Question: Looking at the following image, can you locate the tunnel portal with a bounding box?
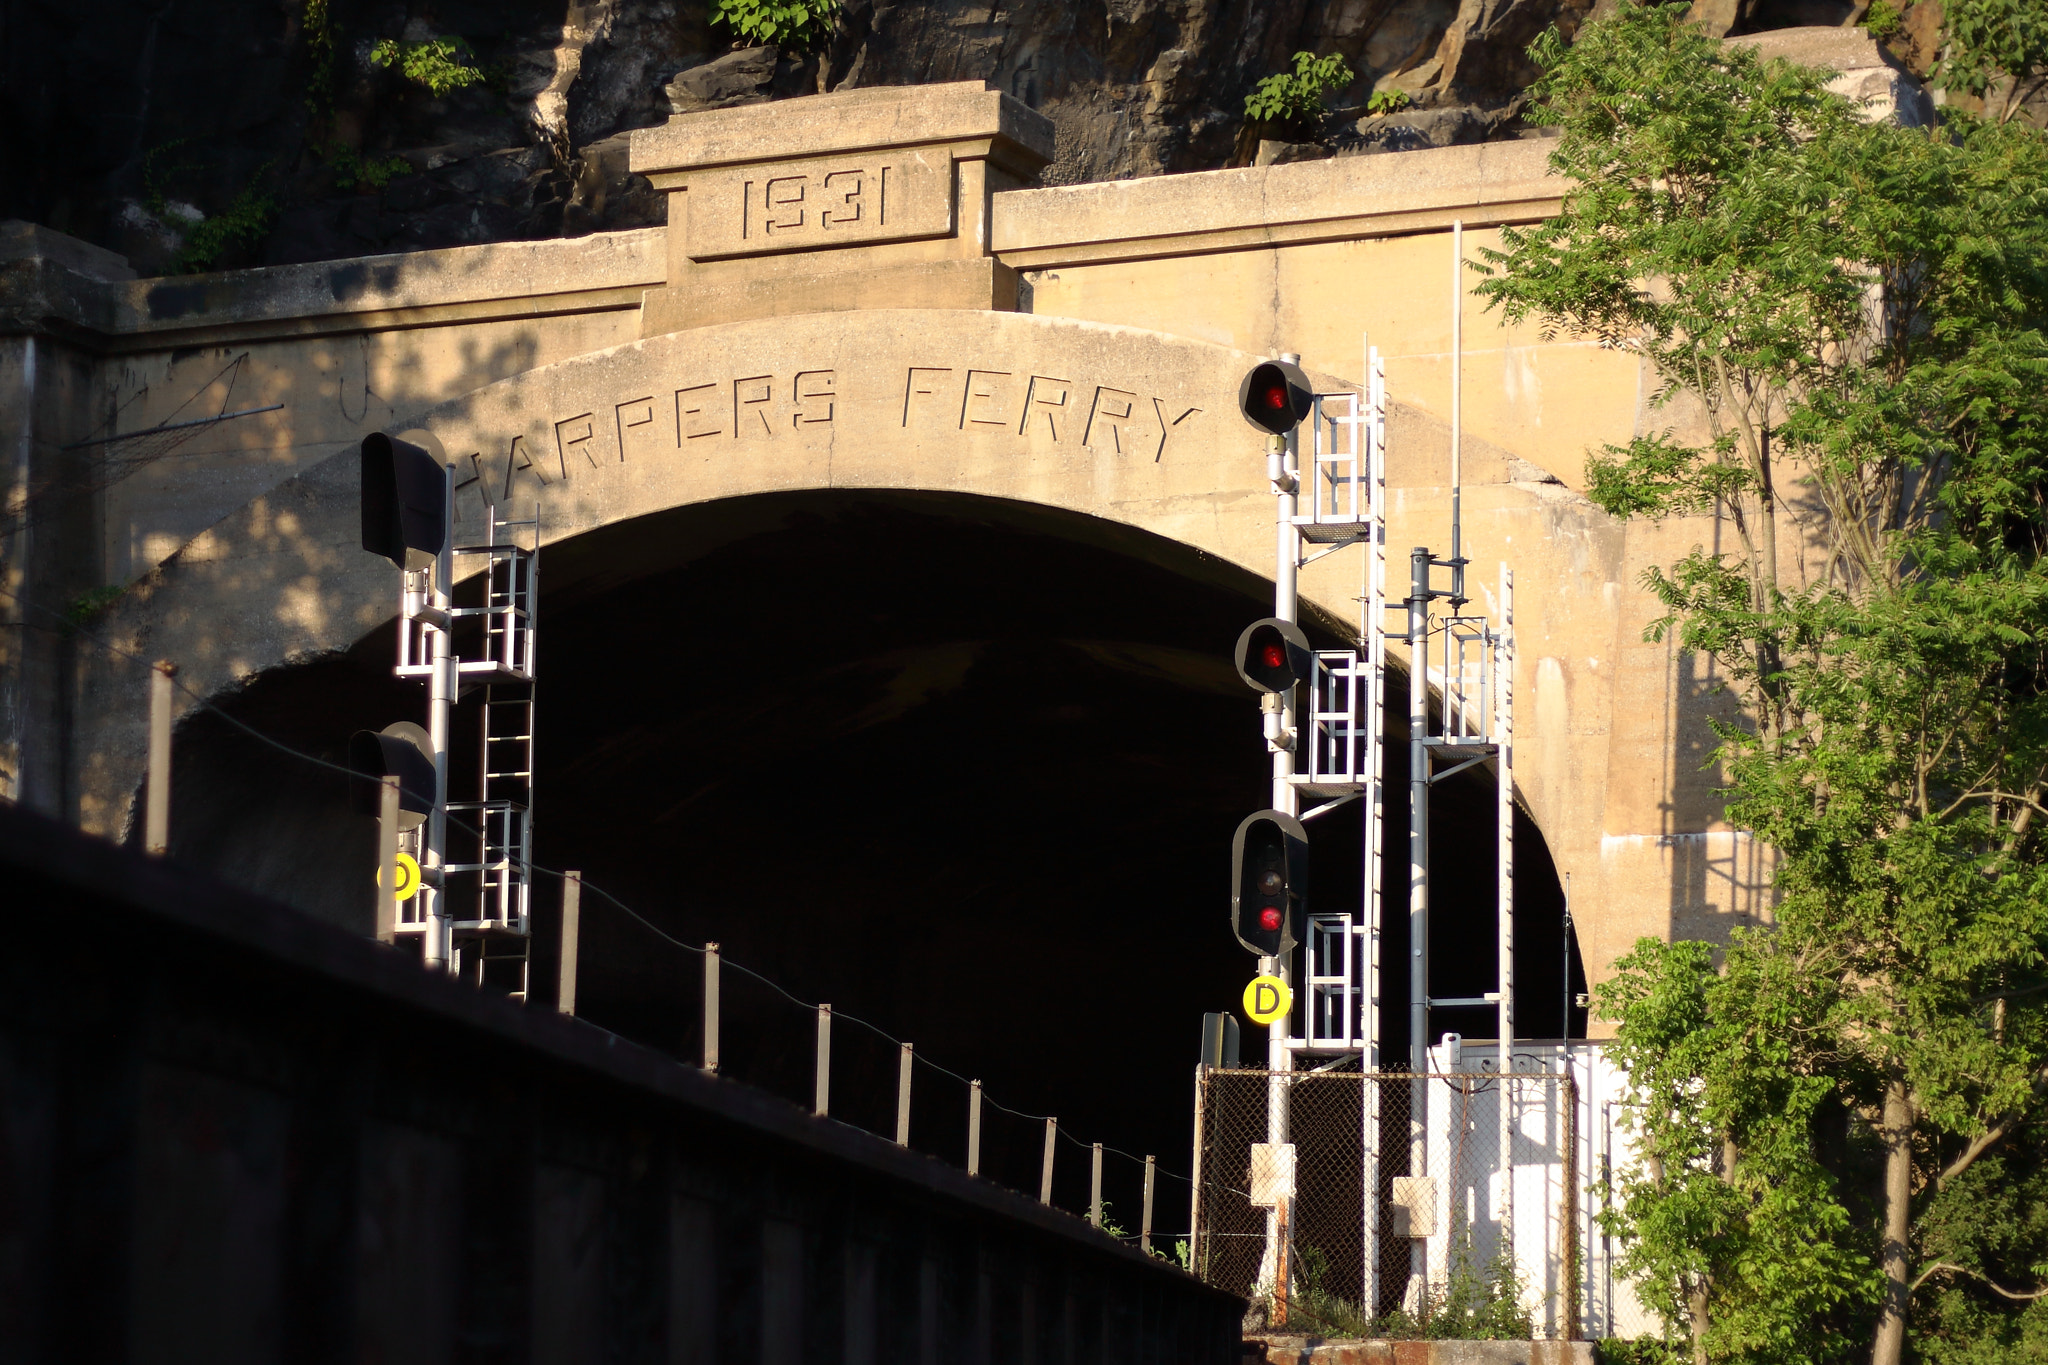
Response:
[167,489,1580,1229]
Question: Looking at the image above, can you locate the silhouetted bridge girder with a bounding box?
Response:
[0,804,1242,1365]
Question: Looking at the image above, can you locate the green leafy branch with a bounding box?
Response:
[175,173,279,273]
[711,0,839,54]
[1244,51,1357,125]
[371,36,489,97]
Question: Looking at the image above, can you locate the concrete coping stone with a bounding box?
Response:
[630,80,1056,178]
[1729,23,1909,73]
[991,139,1561,258]
[8,227,666,338]
[0,218,138,281]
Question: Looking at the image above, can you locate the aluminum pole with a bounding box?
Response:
[424,462,454,970]
[1496,568,1516,1240]
[1361,340,1388,1317]
[1408,544,1433,1310]
[1450,222,1465,605]
[1260,353,1305,1307]
[376,776,401,944]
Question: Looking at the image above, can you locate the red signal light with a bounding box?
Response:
[1261,642,1284,669]
[1259,906,1282,931]
[1261,383,1287,410]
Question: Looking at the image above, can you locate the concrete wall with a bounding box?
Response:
[0,798,1244,1364]
[0,42,1916,1003]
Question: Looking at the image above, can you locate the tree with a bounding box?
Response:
[1474,5,2048,1362]
[1936,0,2048,126]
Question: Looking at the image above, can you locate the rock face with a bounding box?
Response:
[0,0,1890,272]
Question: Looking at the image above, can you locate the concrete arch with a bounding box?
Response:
[78,308,1606,977]
[82,310,1355,828]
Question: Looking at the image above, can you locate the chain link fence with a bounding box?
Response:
[1192,1066,1584,1338]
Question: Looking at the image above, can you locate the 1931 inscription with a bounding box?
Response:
[686,150,953,260]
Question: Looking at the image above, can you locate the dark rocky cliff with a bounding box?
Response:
[0,0,1887,274]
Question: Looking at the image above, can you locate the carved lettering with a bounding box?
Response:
[691,152,950,261]
[733,375,775,437]
[615,397,657,462]
[793,370,836,426]
[502,435,552,502]
[960,370,1014,429]
[1083,386,1144,457]
[676,383,722,441]
[903,367,954,428]
[454,450,493,516]
[478,365,1204,486]
[1019,375,1072,441]
[556,413,599,469]
[1152,398,1203,462]
[763,176,805,234]
[822,170,864,228]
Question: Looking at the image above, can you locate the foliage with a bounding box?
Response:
[141,140,194,219]
[1596,1339,1689,1365]
[711,0,839,53]
[64,585,126,628]
[1244,51,1357,124]
[322,144,415,191]
[1864,0,1904,43]
[1478,3,2048,1362]
[1935,0,2048,123]
[174,177,279,272]
[303,0,336,118]
[1910,1116,2048,1362]
[1276,1239,1532,1341]
[370,36,488,97]
[1366,87,1412,116]
[1173,1237,1193,1272]
[1597,940,1877,1362]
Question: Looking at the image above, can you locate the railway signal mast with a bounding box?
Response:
[1223,223,1517,1315]
[356,430,540,995]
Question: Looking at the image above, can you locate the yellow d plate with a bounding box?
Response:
[1242,975,1293,1026]
[377,852,422,902]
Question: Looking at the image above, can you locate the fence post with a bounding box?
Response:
[814,1004,832,1117]
[895,1043,913,1146]
[1189,1065,1207,1278]
[967,1080,982,1176]
[1273,1194,1291,1327]
[1040,1118,1057,1204]
[1089,1143,1103,1228]
[145,660,176,855]
[1562,1068,1580,1340]
[375,776,400,944]
[702,943,720,1073]
[1141,1155,1156,1254]
[557,871,582,1015]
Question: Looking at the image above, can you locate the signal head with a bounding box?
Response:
[348,722,436,829]
[1230,808,1309,957]
[1234,617,1313,694]
[360,431,449,571]
[1238,360,1313,435]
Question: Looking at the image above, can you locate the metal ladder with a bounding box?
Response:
[445,505,538,997]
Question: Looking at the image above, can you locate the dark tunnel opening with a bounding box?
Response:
[163,489,1582,1236]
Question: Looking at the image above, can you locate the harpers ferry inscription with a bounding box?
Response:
[453,363,1207,515]
[685,150,953,261]
[903,366,1201,462]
